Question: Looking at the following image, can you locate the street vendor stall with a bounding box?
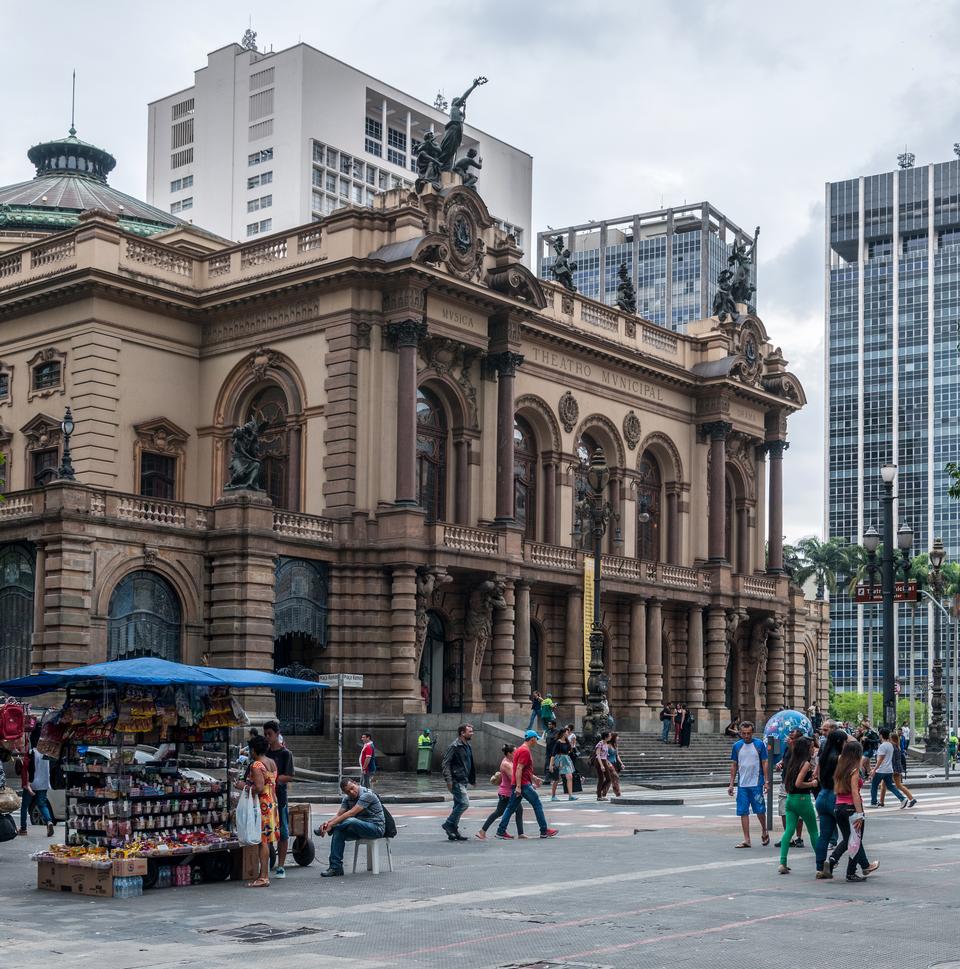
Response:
[0,658,323,897]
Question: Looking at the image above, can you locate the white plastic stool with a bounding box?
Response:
[351,837,393,874]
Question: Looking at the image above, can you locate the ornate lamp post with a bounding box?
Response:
[863,524,880,721]
[925,537,948,752]
[572,448,621,744]
[56,406,76,481]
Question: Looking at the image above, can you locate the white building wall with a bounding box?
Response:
[147,43,533,254]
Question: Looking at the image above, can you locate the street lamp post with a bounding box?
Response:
[880,463,898,729]
[573,448,621,745]
[863,525,880,721]
[926,537,948,753]
[56,406,76,481]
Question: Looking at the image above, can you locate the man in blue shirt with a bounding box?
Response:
[727,721,770,848]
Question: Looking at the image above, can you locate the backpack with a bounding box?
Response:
[382,805,397,839]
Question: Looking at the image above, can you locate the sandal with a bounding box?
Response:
[735,841,751,848]
[761,834,770,846]
[247,878,270,888]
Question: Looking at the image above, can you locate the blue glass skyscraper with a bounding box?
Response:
[826,154,960,702]
[537,203,756,333]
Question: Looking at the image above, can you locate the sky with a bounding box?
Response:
[4,0,960,542]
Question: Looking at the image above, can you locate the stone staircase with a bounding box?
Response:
[614,731,734,783]
[284,735,360,775]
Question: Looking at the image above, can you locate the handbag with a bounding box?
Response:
[490,771,502,786]
[0,813,17,843]
[235,785,262,845]
[0,788,21,814]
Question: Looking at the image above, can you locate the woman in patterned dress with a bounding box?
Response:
[246,735,278,887]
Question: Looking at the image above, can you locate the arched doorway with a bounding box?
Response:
[107,571,181,662]
[273,558,328,734]
[418,611,464,714]
[636,451,662,561]
[416,388,447,522]
[248,384,291,509]
[0,544,34,680]
[514,416,538,540]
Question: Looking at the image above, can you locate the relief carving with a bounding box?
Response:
[466,578,507,671]
[558,390,579,433]
[414,567,452,668]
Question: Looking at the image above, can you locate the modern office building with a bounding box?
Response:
[536,203,757,333]
[146,40,532,249]
[825,153,960,696]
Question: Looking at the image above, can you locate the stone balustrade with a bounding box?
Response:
[273,511,336,544]
[660,563,706,591]
[740,573,778,598]
[441,524,500,556]
[600,553,646,581]
[0,491,43,521]
[525,541,579,570]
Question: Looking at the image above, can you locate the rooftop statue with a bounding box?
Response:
[727,226,760,305]
[549,235,578,292]
[453,148,483,189]
[224,418,267,492]
[438,77,487,171]
[414,131,443,194]
[614,262,636,314]
[712,268,738,322]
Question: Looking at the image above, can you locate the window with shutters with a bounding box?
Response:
[249,119,274,141]
[249,67,274,90]
[171,148,193,168]
[171,118,194,149]
[249,88,274,120]
[171,98,194,120]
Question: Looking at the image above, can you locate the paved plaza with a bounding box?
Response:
[3,785,960,969]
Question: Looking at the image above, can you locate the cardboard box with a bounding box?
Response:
[37,861,61,892]
[111,858,148,877]
[288,803,310,839]
[59,865,115,897]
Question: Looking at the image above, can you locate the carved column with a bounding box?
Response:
[387,320,427,505]
[705,606,728,712]
[703,421,732,562]
[491,351,524,523]
[287,423,302,512]
[490,578,516,709]
[686,605,705,709]
[736,501,750,574]
[543,460,557,545]
[565,590,584,709]
[666,486,680,564]
[513,581,531,702]
[645,598,663,707]
[628,597,647,705]
[766,440,788,573]
[766,619,786,713]
[454,438,470,524]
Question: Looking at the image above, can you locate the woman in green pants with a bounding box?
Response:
[779,735,819,874]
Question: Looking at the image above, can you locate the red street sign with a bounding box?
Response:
[854,580,918,604]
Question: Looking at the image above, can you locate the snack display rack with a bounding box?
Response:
[0,657,325,898]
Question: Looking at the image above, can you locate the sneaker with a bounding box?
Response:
[899,799,908,810]
[452,832,468,842]
[274,867,286,879]
[774,840,782,848]
[18,829,28,836]
[867,804,880,809]
[320,868,344,878]
[517,834,528,839]
[551,795,559,801]
[778,864,790,874]
[540,828,559,838]
[863,861,880,875]
[495,831,514,840]
[442,822,456,841]
[908,798,917,808]
[568,795,578,801]
[846,873,866,882]
[819,861,833,880]
[790,838,803,848]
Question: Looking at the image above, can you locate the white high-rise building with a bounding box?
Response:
[146,41,532,251]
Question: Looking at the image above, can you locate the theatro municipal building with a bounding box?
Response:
[0,127,827,764]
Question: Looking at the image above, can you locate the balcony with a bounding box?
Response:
[273,510,337,544]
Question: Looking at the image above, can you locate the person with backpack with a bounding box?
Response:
[316,778,387,877]
[659,703,674,743]
[527,691,543,731]
[728,721,770,848]
[539,694,557,733]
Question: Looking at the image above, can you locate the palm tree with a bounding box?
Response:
[844,543,879,596]
[794,536,851,600]
[782,542,802,579]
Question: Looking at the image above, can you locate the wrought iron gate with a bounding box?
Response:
[274,660,324,734]
[0,544,34,681]
[443,638,464,714]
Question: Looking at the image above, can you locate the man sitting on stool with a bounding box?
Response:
[315,778,385,877]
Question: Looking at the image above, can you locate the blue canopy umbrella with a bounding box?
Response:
[0,656,326,697]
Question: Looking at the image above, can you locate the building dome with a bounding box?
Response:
[0,128,181,237]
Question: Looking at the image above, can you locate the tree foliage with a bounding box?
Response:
[828,691,928,730]
[793,536,853,600]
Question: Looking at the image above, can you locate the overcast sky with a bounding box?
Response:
[5,1,960,542]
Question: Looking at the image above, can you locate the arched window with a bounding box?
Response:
[107,571,181,663]
[248,385,290,509]
[0,544,34,680]
[636,451,662,562]
[514,416,538,539]
[416,388,447,522]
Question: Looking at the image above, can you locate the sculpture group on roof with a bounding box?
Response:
[713,226,760,322]
[549,235,578,292]
[414,77,487,194]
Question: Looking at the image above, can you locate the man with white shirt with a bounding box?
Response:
[728,721,770,848]
[870,727,906,807]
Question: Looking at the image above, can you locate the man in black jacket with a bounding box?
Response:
[441,723,475,841]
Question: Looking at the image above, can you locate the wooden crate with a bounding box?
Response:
[288,802,311,838]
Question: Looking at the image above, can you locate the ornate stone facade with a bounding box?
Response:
[0,172,828,767]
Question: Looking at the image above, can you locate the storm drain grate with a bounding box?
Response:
[475,908,560,924]
[498,962,613,969]
[207,923,358,944]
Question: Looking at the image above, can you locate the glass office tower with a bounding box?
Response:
[826,156,960,700]
[537,203,756,333]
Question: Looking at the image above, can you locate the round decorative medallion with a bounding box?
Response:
[744,335,757,363]
[623,410,641,450]
[558,390,579,433]
[442,196,484,280]
[453,215,472,254]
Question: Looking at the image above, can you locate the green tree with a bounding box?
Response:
[794,536,852,600]
[782,542,802,579]
[829,691,927,731]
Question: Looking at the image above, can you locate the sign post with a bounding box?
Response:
[315,673,364,781]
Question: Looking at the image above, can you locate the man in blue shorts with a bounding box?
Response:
[727,720,769,848]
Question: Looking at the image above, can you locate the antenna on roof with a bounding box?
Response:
[70,70,76,136]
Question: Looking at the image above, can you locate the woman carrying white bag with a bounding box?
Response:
[234,735,278,888]
[0,749,22,844]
